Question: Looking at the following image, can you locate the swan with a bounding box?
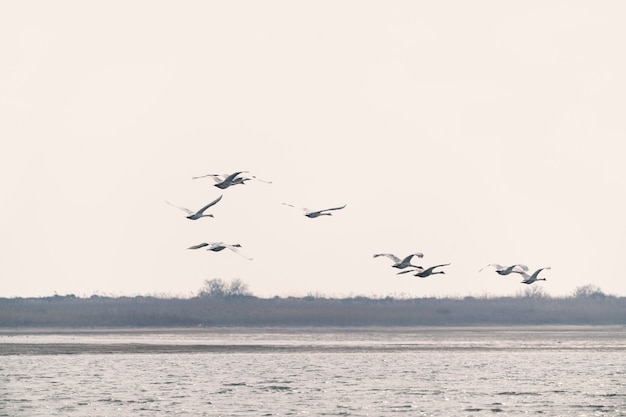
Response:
[212,171,248,189]
[188,242,253,260]
[479,263,529,276]
[373,253,424,269]
[519,267,551,284]
[165,195,223,220]
[192,171,271,187]
[282,203,346,218]
[399,263,450,278]
[192,171,244,181]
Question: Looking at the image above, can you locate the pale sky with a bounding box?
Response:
[1,1,625,298]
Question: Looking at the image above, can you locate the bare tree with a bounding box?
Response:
[572,284,606,299]
[198,278,251,298]
[227,278,251,297]
[198,278,228,298]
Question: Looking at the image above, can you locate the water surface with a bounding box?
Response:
[1,326,624,416]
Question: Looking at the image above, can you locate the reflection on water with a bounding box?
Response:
[1,326,625,416]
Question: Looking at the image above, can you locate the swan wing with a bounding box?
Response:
[400,253,424,264]
[223,244,253,260]
[396,266,424,275]
[195,195,223,215]
[282,203,310,213]
[479,263,505,272]
[320,204,346,212]
[188,242,210,250]
[165,200,193,215]
[192,173,221,180]
[250,175,272,184]
[223,171,247,183]
[529,266,551,280]
[373,253,401,263]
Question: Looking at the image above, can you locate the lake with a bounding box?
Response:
[1,326,625,416]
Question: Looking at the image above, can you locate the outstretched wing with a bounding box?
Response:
[195,195,223,215]
[400,253,424,264]
[531,266,551,278]
[513,264,529,272]
[282,203,309,213]
[223,244,253,260]
[320,204,346,213]
[214,171,249,189]
[224,171,247,183]
[188,242,210,250]
[373,253,401,263]
[192,173,222,180]
[165,200,193,215]
[479,263,504,272]
[396,267,424,275]
[249,175,272,184]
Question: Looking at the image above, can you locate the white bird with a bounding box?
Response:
[479,263,529,276]
[373,253,424,269]
[212,171,248,189]
[165,195,223,220]
[192,171,271,187]
[282,203,346,218]
[519,267,551,284]
[188,242,253,260]
[398,263,450,278]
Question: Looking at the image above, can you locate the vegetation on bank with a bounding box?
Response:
[0,280,623,327]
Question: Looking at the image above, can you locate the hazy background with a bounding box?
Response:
[1,1,625,298]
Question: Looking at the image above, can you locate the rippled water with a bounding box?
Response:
[1,326,625,416]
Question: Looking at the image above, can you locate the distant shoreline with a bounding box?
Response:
[1,294,624,327]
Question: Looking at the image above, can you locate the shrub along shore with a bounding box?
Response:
[1,291,624,327]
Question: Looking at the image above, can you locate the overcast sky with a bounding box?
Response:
[2,1,625,298]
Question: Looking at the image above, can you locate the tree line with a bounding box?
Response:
[0,280,623,327]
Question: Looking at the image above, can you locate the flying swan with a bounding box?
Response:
[518,267,551,284]
[192,171,272,188]
[165,195,223,220]
[282,203,346,218]
[373,253,424,269]
[188,242,253,260]
[479,263,529,276]
[397,263,451,278]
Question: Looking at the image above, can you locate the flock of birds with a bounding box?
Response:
[166,170,551,286]
[479,264,552,285]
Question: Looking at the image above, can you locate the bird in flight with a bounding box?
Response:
[518,267,551,284]
[211,171,248,189]
[282,203,346,218]
[398,263,451,278]
[479,263,529,276]
[192,171,272,188]
[188,241,253,260]
[165,195,223,220]
[373,253,424,269]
